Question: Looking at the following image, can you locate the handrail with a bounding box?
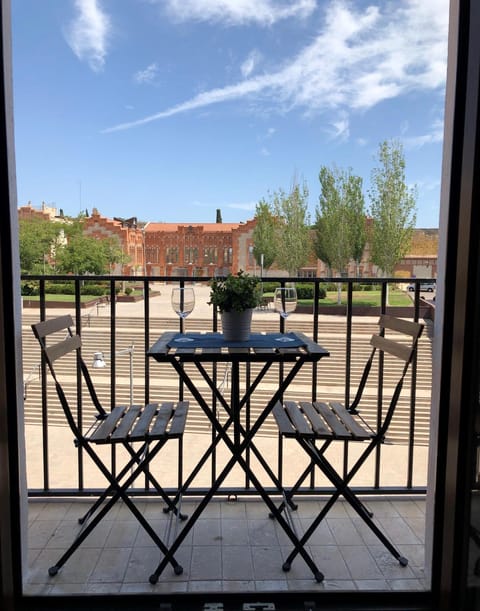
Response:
[21,274,434,498]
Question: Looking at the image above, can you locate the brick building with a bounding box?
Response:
[18,203,438,279]
[144,219,257,278]
[83,209,145,274]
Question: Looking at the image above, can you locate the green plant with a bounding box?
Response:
[209,270,262,313]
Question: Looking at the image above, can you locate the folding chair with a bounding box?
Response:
[31,315,189,579]
[272,314,424,580]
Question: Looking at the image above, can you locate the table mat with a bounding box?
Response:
[168,332,306,349]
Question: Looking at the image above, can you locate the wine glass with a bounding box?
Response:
[171,287,195,341]
[274,287,297,341]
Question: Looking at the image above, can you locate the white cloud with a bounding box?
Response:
[400,120,409,135]
[416,177,441,191]
[228,201,257,210]
[329,113,350,142]
[160,0,316,26]
[260,147,270,156]
[134,63,159,84]
[404,118,444,148]
[241,50,262,78]
[104,0,448,133]
[64,0,111,72]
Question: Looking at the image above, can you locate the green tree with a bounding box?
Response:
[252,199,277,274]
[272,180,311,276]
[314,166,366,277]
[368,140,417,277]
[19,217,59,273]
[56,234,110,275]
[102,236,130,273]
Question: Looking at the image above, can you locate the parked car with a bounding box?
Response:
[407,281,436,292]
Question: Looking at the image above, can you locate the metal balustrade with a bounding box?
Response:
[21,275,434,499]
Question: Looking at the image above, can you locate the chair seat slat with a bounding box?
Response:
[313,402,351,439]
[129,403,158,440]
[150,402,174,437]
[111,405,142,440]
[168,401,189,437]
[329,402,372,440]
[299,402,332,437]
[272,402,297,437]
[284,401,315,437]
[89,406,127,442]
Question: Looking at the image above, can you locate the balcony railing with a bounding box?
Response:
[21,275,434,500]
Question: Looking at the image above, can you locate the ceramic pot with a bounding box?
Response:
[221,309,253,342]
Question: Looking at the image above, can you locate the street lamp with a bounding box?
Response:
[23,363,41,400]
[92,343,135,405]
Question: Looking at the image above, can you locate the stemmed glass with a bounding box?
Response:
[274,287,297,342]
[171,287,195,341]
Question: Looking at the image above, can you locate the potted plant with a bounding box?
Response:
[209,270,262,341]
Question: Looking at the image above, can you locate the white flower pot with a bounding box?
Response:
[221,309,253,342]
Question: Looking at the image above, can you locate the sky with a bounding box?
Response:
[11,0,448,228]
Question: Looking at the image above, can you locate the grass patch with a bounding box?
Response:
[300,290,412,308]
[22,294,102,303]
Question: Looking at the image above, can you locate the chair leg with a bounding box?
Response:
[49,441,184,577]
[76,441,187,525]
[281,437,408,571]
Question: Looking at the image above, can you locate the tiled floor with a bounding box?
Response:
[25,496,427,595]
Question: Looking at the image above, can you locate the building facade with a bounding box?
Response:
[18,204,439,279]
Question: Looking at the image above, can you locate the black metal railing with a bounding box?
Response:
[21,274,434,498]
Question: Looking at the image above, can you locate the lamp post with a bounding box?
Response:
[92,343,134,405]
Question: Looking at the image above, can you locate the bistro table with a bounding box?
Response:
[147,330,329,583]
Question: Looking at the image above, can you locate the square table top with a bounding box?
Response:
[148,331,329,363]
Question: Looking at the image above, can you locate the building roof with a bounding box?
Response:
[146,222,242,233]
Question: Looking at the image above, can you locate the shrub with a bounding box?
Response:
[21,281,38,296]
[317,286,327,299]
[295,284,313,300]
[261,282,280,294]
[124,286,133,296]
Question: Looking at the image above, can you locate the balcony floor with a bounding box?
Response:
[25,496,427,596]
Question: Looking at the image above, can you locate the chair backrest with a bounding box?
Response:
[31,315,107,435]
[349,314,424,436]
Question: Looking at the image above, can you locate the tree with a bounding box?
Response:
[55,234,110,275]
[19,217,59,273]
[272,180,311,276]
[314,166,367,278]
[368,140,417,277]
[252,199,277,274]
[103,236,131,273]
[216,209,222,223]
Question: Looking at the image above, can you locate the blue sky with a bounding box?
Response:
[12,0,448,227]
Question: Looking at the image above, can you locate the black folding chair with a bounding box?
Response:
[31,315,189,579]
[272,314,424,580]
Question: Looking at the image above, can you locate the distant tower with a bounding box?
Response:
[216,209,222,223]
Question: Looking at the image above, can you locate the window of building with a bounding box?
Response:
[203,247,217,264]
[166,246,178,264]
[298,269,317,278]
[185,247,198,264]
